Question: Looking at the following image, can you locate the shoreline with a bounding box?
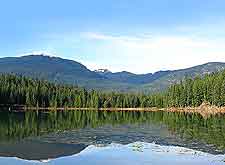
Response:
[1,103,225,117]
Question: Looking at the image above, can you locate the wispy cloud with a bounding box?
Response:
[83,32,151,42]
[82,32,223,48]
[23,25,225,74]
[80,32,225,73]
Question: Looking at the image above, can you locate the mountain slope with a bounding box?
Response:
[141,62,225,92]
[98,70,171,85]
[0,55,100,82]
[0,55,225,93]
[0,55,134,91]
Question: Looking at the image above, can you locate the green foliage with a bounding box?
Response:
[1,69,225,108]
[0,74,143,108]
[164,71,225,107]
[1,55,225,93]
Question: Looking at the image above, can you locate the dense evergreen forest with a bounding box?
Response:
[0,70,225,108]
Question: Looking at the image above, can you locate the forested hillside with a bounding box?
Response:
[1,70,225,108]
[0,55,225,93]
[0,55,134,92]
[0,74,140,108]
[141,62,225,93]
[162,70,225,107]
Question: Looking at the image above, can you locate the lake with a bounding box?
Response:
[0,110,224,164]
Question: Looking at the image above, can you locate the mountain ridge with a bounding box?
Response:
[0,54,225,93]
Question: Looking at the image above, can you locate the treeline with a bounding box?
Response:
[1,70,225,108]
[0,74,143,108]
[163,70,225,107]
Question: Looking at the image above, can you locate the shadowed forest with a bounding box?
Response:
[1,70,225,109]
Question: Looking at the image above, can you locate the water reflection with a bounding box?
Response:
[0,110,224,160]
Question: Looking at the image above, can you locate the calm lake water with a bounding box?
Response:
[0,110,225,164]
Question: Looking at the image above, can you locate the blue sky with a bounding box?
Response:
[1,0,225,73]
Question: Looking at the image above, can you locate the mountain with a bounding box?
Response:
[0,55,225,93]
[0,55,133,91]
[0,55,101,82]
[98,70,171,85]
[141,62,225,92]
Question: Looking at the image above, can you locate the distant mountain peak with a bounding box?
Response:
[94,69,111,73]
